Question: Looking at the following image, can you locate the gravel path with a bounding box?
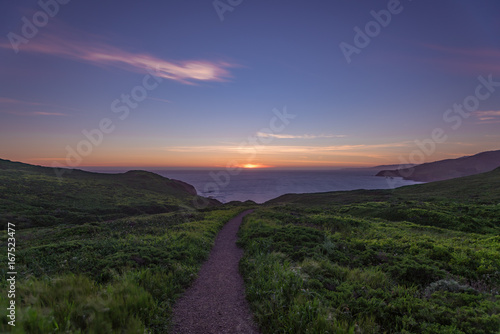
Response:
[171,209,261,334]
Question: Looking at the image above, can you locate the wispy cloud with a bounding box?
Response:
[0,27,234,84]
[163,141,411,154]
[32,112,67,116]
[0,97,70,116]
[1,110,67,116]
[423,45,500,74]
[256,132,346,139]
[425,45,500,59]
[474,110,500,123]
[0,97,44,106]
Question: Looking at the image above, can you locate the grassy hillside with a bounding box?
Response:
[0,159,218,229]
[240,168,500,333]
[393,166,500,203]
[0,159,254,333]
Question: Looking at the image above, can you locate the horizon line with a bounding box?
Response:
[1,157,402,171]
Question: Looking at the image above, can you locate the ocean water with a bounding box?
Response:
[159,170,421,203]
[88,168,421,204]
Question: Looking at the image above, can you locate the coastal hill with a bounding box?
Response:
[0,158,218,229]
[375,149,500,182]
[0,158,244,333]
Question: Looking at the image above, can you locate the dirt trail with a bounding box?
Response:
[171,209,260,334]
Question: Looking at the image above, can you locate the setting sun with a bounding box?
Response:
[242,164,269,169]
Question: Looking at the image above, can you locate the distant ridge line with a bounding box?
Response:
[376,149,500,182]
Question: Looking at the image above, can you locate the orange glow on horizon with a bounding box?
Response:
[241,163,272,169]
[11,142,500,170]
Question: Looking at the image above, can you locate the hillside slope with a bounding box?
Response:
[0,158,217,229]
[243,167,500,332]
[376,149,500,182]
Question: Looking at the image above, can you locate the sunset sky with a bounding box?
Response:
[1,0,499,169]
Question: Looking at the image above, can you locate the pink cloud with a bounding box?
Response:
[256,132,346,139]
[0,97,44,106]
[0,28,234,84]
[474,110,500,124]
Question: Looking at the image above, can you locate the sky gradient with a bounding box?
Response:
[1,0,499,168]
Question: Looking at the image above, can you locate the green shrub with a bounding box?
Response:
[1,274,150,333]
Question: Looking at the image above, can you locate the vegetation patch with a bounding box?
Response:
[0,159,212,229]
[239,206,500,334]
[0,207,248,333]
